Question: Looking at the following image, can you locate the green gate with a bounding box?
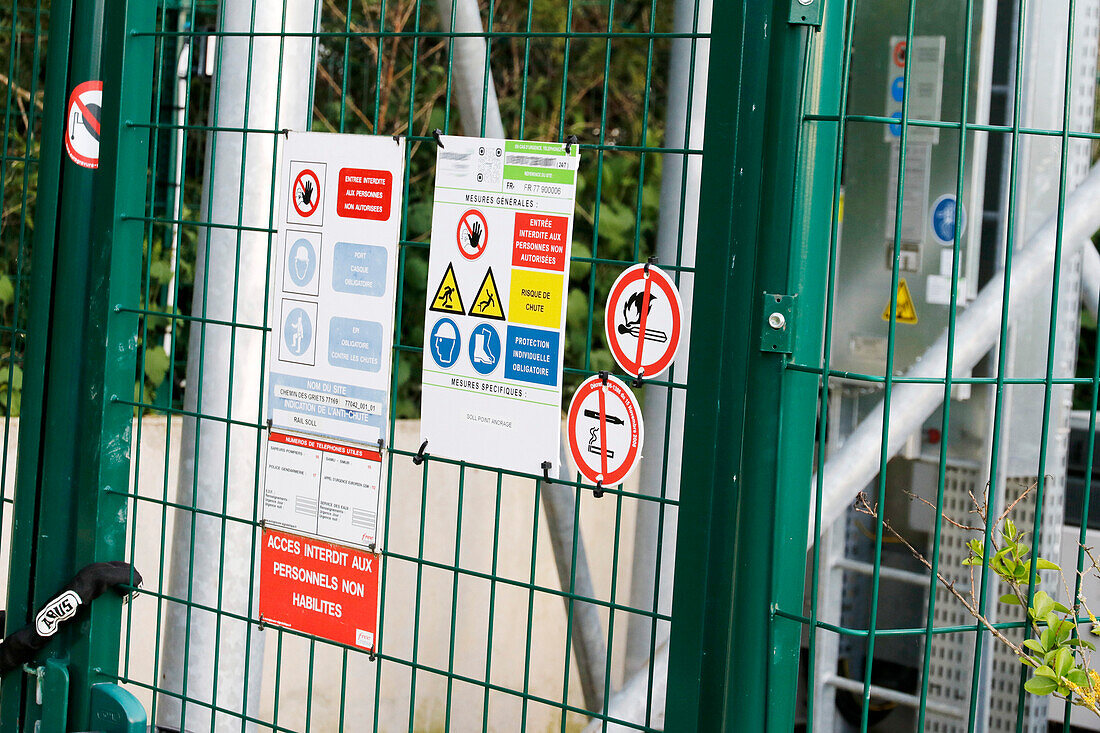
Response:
[3,0,1095,731]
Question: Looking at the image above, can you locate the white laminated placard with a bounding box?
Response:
[261,132,404,551]
[420,135,580,475]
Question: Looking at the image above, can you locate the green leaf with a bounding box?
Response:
[1005,519,1018,539]
[1036,559,1061,572]
[1000,594,1022,606]
[1052,601,1072,615]
[1067,668,1089,688]
[0,275,14,306]
[1041,627,1057,651]
[1035,665,1058,680]
[1023,638,1045,653]
[1066,638,1096,651]
[143,345,170,387]
[1032,591,1055,621]
[1054,647,1074,678]
[1025,675,1058,696]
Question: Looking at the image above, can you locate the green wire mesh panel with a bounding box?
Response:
[789,0,1100,731]
[0,0,45,610]
[102,1,705,731]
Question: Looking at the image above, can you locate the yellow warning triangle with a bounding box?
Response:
[881,278,918,324]
[468,267,505,320]
[429,263,465,315]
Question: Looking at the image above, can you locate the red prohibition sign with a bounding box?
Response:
[892,40,906,68]
[456,209,489,260]
[65,80,103,169]
[567,375,643,488]
[293,169,321,218]
[604,263,683,379]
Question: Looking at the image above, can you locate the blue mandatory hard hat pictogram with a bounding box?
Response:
[891,76,905,103]
[429,317,461,368]
[288,238,318,287]
[468,323,501,375]
[889,111,903,137]
[931,195,965,244]
[283,307,313,356]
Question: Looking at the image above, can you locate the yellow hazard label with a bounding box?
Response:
[882,278,918,324]
[509,269,563,329]
[468,267,506,320]
[429,263,465,315]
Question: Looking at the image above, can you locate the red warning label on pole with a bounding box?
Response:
[566,374,643,488]
[336,168,393,220]
[604,263,684,380]
[65,81,102,169]
[259,527,379,650]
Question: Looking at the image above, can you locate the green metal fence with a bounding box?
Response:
[4,0,1098,731]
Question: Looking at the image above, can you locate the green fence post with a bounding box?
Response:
[665,0,830,729]
[1,0,154,729]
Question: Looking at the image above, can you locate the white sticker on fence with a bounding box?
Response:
[261,131,405,552]
[419,135,580,475]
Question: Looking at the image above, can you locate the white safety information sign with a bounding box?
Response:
[261,131,405,551]
[883,36,945,145]
[420,134,580,475]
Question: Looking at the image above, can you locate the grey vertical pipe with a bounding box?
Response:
[810,164,1100,548]
[432,0,608,710]
[624,0,710,677]
[1082,239,1099,320]
[435,0,505,139]
[157,1,316,730]
[542,443,608,711]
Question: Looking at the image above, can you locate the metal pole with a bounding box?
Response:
[157,1,315,729]
[431,0,610,711]
[810,163,1100,548]
[625,0,710,678]
[541,443,607,712]
[434,0,505,139]
[1082,239,1099,320]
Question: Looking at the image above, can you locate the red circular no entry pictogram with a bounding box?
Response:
[456,209,489,260]
[293,169,321,218]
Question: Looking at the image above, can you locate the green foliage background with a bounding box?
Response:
[0,0,678,418]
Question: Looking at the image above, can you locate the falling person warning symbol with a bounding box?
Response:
[457,209,489,260]
[65,81,103,169]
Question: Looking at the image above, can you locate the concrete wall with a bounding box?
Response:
[88,417,641,731]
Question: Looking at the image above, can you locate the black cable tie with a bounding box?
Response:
[541,460,553,485]
[644,255,657,275]
[280,128,290,138]
[593,480,604,499]
[369,649,377,662]
[392,133,402,145]
[565,134,578,154]
[377,438,385,453]
[599,370,609,385]
[257,614,266,630]
[632,367,646,388]
[432,129,445,148]
[413,439,429,465]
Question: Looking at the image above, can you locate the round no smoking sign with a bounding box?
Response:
[567,374,643,488]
